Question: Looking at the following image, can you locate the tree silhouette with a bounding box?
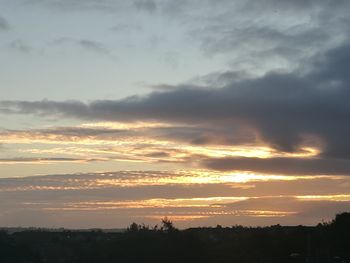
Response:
[0,212,349,263]
[161,217,177,233]
[127,222,139,232]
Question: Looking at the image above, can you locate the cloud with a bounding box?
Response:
[24,0,159,14]
[1,174,349,227]
[202,157,350,176]
[9,40,33,53]
[2,40,350,160]
[110,24,142,33]
[52,38,113,57]
[77,39,111,55]
[0,122,278,169]
[0,119,255,148]
[133,0,157,12]
[24,0,127,12]
[182,0,350,75]
[0,157,106,164]
[223,196,350,223]
[243,0,344,10]
[1,171,349,227]
[17,0,349,75]
[0,16,10,31]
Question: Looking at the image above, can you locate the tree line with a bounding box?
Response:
[0,213,349,263]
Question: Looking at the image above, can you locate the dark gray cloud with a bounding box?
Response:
[1,41,350,160]
[151,125,257,146]
[186,0,350,75]
[0,16,10,31]
[202,157,350,176]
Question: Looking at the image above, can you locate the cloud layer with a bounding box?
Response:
[2,41,350,164]
[0,171,349,227]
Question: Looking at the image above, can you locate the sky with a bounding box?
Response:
[0,0,350,228]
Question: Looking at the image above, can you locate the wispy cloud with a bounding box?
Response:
[110,24,142,33]
[0,16,10,31]
[0,157,107,164]
[0,171,349,227]
[52,38,114,58]
[77,39,111,55]
[133,0,157,13]
[9,40,33,53]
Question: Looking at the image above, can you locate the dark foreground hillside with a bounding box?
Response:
[0,213,349,263]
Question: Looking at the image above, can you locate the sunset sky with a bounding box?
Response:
[1,0,350,228]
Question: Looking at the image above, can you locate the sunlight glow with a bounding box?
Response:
[0,121,321,169]
[296,194,350,201]
[80,121,177,130]
[0,171,341,193]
